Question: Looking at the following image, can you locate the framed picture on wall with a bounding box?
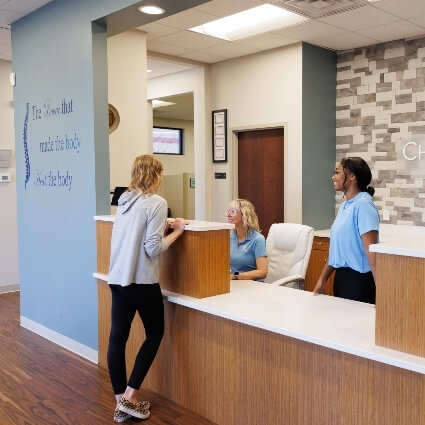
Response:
[212,109,227,163]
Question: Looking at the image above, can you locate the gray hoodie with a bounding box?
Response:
[108,190,169,286]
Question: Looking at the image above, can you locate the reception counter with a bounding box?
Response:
[95,219,425,425]
[370,224,425,358]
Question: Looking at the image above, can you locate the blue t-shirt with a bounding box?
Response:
[230,230,267,281]
[329,192,379,273]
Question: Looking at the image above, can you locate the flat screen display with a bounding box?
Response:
[152,126,183,155]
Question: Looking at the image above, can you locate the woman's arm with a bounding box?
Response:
[163,218,188,247]
[230,256,268,281]
[361,230,378,282]
[313,263,335,295]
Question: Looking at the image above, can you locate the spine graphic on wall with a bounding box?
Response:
[23,102,31,189]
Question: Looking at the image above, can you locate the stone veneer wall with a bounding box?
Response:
[336,37,425,226]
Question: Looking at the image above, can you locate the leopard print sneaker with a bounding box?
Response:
[118,396,151,420]
[114,408,131,423]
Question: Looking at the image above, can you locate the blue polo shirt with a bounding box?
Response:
[329,192,379,273]
[230,230,267,281]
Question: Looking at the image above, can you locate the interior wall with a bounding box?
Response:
[153,117,194,175]
[148,68,211,220]
[337,37,425,226]
[210,43,303,223]
[0,59,19,291]
[108,30,148,194]
[302,43,337,230]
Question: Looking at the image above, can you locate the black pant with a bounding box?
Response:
[334,267,376,304]
[107,283,164,395]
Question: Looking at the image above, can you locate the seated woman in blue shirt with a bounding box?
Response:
[313,157,379,304]
[227,199,268,282]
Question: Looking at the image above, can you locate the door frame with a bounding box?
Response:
[230,122,288,209]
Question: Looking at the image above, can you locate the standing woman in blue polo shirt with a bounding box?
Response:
[227,199,268,281]
[313,157,379,304]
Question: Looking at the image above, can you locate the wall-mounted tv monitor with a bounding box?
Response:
[152,126,183,155]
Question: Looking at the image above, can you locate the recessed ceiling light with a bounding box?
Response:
[147,69,152,73]
[138,5,165,15]
[189,4,308,41]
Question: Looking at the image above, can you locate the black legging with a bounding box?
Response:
[107,283,164,395]
[334,267,376,304]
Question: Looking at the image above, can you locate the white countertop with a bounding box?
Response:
[95,215,234,232]
[315,224,425,259]
[94,273,425,374]
[314,229,331,238]
[369,223,425,258]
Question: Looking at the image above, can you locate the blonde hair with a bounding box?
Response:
[228,198,261,234]
[128,155,163,195]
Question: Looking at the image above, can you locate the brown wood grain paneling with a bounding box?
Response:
[305,236,334,295]
[160,230,230,298]
[97,281,425,425]
[97,221,230,299]
[375,253,425,357]
[96,221,112,275]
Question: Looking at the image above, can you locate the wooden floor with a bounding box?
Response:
[0,292,217,425]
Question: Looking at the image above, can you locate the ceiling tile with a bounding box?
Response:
[146,40,193,56]
[311,32,379,51]
[407,14,425,29]
[200,42,260,59]
[155,8,218,30]
[371,0,425,20]
[236,32,297,50]
[273,20,345,41]
[137,22,180,40]
[154,30,226,50]
[319,5,399,31]
[358,20,425,42]
[0,9,22,25]
[180,50,227,63]
[0,27,11,44]
[194,0,264,18]
[147,57,197,79]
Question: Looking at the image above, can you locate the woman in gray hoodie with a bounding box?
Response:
[107,155,187,422]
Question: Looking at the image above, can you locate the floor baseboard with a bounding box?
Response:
[0,284,20,294]
[20,315,98,364]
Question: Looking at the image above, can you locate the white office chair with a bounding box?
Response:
[264,223,314,289]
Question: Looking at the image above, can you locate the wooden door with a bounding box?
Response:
[238,128,284,237]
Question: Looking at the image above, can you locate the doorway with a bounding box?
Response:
[151,92,195,219]
[237,128,284,237]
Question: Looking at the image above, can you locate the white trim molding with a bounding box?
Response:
[20,316,98,364]
[0,284,20,294]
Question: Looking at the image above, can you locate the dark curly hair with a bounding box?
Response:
[340,157,375,197]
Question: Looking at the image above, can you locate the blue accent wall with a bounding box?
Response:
[11,0,209,350]
[302,42,336,229]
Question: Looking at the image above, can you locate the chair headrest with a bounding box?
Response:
[267,223,312,251]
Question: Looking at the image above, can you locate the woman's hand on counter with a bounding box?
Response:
[172,218,189,235]
[313,263,335,296]
[163,218,189,246]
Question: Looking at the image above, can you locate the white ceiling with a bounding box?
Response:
[2,0,425,119]
[1,0,425,63]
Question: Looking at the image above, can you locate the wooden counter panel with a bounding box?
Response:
[96,221,230,299]
[375,253,425,357]
[96,221,112,275]
[160,230,230,298]
[98,282,425,425]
